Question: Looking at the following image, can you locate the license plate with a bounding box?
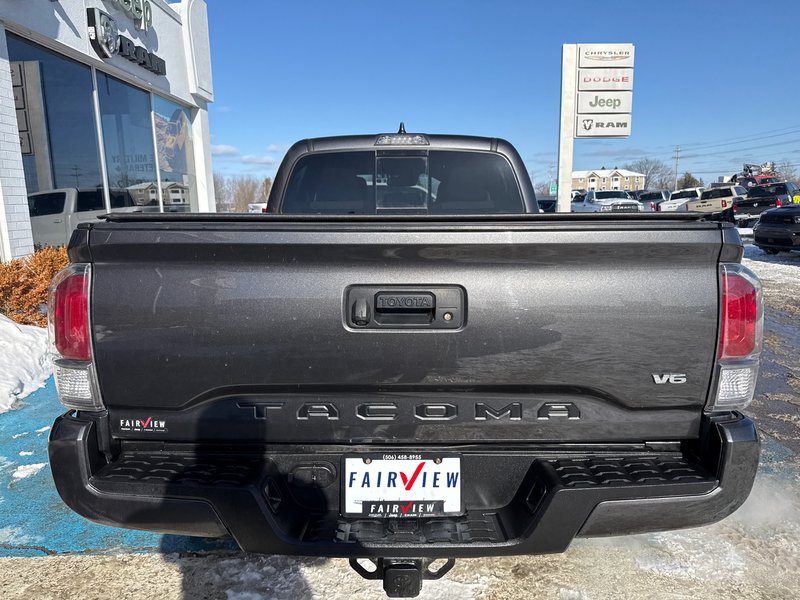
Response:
[343,454,461,518]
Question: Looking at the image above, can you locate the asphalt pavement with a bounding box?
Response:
[0,244,798,599]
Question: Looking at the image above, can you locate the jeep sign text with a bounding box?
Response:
[577,91,633,114]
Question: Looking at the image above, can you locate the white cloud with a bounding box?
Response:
[240,155,278,165]
[211,144,240,156]
[214,105,233,113]
[265,144,290,153]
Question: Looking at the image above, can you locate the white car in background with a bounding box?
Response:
[660,187,705,212]
[570,190,642,213]
[28,188,139,247]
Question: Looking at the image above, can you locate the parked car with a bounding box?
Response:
[570,189,641,212]
[660,187,704,212]
[28,188,138,247]
[47,131,761,596]
[248,202,269,213]
[734,182,800,227]
[686,185,745,223]
[637,190,671,212]
[536,195,557,213]
[753,205,800,254]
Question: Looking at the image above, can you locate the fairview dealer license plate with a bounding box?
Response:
[343,454,461,518]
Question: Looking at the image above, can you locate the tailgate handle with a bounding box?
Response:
[373,292,435,326]
[375,292,435,314]
[346,286,464,330]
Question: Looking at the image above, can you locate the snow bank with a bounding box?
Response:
[0,314,51,413]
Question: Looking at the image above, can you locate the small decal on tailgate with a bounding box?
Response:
[119,417,168,433]
[652,373,687,384]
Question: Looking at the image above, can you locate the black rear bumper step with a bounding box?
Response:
[48,413,758,558]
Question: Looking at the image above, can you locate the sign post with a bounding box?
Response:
[556,44,577,213]
[556,43,635,212]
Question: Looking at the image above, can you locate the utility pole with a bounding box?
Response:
[71,165,82,187]
[673,146,680,190]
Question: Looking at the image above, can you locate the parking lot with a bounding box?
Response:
[1,244,798,600]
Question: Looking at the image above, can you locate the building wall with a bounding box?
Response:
[0,0,214,260]
[0,26,33,260]
[572,174,645,192]
[0,0,213,106]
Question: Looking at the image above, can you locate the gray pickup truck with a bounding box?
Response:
[48,131,762,597]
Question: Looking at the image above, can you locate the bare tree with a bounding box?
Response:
[622,158,673,190]
[261,177,273,203]
[213,173,233,212]
[534,181,553,196]
[230,175,262,213]
[775,159,799,185]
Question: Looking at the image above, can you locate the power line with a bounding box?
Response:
[690,161,800,175]
[677,137,800,161]
[673,128,800,152]
[652,124,800,151]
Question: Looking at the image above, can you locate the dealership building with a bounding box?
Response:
[0,0,215,261]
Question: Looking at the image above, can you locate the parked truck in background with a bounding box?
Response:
[28,188,138,247]
[660,187,704,212]
[734,182,800,227]
[686,185,744,223]
[569,189,641,212]
[47,131,762,597]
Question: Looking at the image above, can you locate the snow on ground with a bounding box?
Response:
[0,315,51,413]
[743,245,800,315]
[10,463,46,480]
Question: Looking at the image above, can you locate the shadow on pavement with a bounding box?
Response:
[160,535,323,599]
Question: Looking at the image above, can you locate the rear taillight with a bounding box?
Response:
[721,199,728,208]
[53,274,90,360]
[707,264,763,412]
[261,207,267,213]
[776,199,782,207]
[48,264,104,411]
[718,271,758,360]
[650,202,656,211]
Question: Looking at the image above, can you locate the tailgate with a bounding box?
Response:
[88,219,724,444]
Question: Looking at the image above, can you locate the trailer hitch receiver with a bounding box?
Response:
[349,557,455,598]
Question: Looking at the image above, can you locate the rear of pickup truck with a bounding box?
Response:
[47,134,762,596]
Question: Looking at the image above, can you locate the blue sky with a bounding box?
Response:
[206,0,800,185]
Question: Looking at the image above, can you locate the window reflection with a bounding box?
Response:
[6,34,102,194]
[96,72,159,209]
[154,96,197,212]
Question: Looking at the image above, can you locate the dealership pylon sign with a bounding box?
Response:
[575,44,634,138]
[555,43,635,212]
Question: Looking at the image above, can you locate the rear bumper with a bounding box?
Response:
[48,413,759,558]
[754,225,800,249]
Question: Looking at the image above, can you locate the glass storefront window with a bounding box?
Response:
[96,72,159,210]
[9,35,203,249]
[6,34,102,195]
[153,96,197,212]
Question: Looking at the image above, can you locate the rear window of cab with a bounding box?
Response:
[280,150,524,215]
